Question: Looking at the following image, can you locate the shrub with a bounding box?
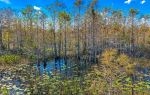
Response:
[0,86,9,95]
[0,54,21,65]
[28,53,37,62]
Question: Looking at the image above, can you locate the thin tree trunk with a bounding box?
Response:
[131,74,135,95]
[19,20,23,54]
[36,18,40,71]
[64,20,67,76]
[58,26,62,72]
[0,26,3,51]
[52,13,57,59]
[92,10,96,64]
[77,7,81,61]
[131,16,135,56]
[42,19,47,69]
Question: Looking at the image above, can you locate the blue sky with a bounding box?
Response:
[0,0,150,15]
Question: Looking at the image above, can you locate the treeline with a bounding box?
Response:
[0,0,150,61]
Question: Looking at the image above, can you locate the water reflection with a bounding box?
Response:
[34,59,65,75]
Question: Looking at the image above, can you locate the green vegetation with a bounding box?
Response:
[0,49,150,95]
[0,87,9,95]
[0,54,21,65]
[24,49,149,95]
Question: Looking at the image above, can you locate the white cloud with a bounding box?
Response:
[0,0,10,4]
[34,6,41,11]
[141,0,146,4]
[124,0,132,4]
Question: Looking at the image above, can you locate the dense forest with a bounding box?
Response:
[0,0,150,95]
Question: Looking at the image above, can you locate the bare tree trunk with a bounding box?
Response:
[30,18,33,42]
[19,20,23,54]
[64,20,67,76]
[42,19,46,69]
[77,7,81,61]
[131,74,135,95]
[92,10,96,64]
[58,31,62,72]
[131,16,135,56]
[143,31,146,46]
[0,26,3,51]
[7,22,11,51]
[36,19,40,70]
[53,14,57,59]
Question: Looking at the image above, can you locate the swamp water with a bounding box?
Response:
[0,58,75,95]
[1,58,149,95]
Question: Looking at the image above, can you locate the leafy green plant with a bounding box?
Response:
[0,86,9,95]
[0,54,21,65]
[28,53,36,62]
